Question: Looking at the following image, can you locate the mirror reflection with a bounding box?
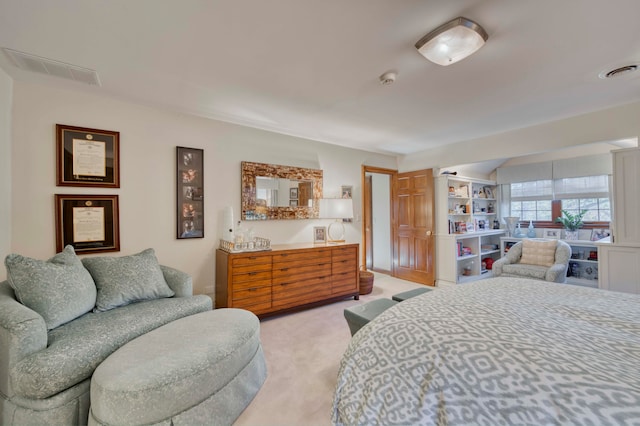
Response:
[256,177,314,208]
[242,161,323,220]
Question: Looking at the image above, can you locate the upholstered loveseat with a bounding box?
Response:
[493,239,571,283]
[0,246,212,425]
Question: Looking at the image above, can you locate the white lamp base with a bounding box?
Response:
[327,220,346,244]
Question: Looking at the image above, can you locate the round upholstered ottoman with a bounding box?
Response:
[88,309,267,426]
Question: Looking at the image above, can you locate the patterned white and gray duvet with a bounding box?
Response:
[332,277,640,425]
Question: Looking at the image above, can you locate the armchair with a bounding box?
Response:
[493,239,571,283]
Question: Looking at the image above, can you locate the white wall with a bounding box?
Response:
[10,81,397,295]
[371,173,391,271]
[0,68,11,281]
[399,101,640,172]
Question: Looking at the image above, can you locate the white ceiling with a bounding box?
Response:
[1,0,639,157]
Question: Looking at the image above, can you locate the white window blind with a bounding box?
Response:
[510,180,553,200]
[553,175,610,199]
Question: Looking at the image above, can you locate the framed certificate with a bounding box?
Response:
[55,194,120,254]
[56,124,120,187]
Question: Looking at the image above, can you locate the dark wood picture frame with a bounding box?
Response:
[177,147,204,239]
[56,124,120,188]
[55,194,120,254]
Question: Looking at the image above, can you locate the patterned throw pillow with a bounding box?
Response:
[82,248,175,312]
[5,245,97,330]
[520,239,557,267]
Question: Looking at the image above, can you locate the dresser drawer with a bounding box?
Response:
[232,262,272,275]
[272,279,332,309]
[332,271,357,294]
[272,249,331,264]
[233,286,272,303]
[332,246,357,259]
[272,262,331,279]
[232,255,272,267]
[231,270,272,285]
[332,258,357,274]
[231,276,272,291]
[233,299,273,316]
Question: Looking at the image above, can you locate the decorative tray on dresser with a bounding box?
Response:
[215,242,359,317]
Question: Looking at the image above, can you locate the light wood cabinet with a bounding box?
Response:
[216,243,359,316]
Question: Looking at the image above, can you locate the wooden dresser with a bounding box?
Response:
[216,243,359,317]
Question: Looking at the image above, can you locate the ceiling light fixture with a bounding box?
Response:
[415,16,488,66]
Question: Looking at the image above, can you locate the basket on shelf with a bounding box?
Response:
[359,267,374,295]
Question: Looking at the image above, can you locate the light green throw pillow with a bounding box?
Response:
[82,248,175,312]
[5,245,97,330]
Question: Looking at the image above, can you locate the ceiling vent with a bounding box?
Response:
[598,64,639,80]
[3,48,101,86]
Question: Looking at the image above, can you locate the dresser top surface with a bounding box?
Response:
[218,242,358,257]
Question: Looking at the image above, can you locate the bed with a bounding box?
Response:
[332,277,640,425]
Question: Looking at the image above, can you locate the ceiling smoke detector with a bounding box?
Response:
[379,71,397,85]
[598,64,639,79]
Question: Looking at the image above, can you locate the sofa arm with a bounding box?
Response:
[0,281,47,398]
[546,263,569,283]
[160,265,193,297]
[492,257,508,277]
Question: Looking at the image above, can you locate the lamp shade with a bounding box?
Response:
[415,17,488,66]
[319,198,354,219]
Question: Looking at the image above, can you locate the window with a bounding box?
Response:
[560,198,611,222]
[506,175,610,224]
[510,200,552,221]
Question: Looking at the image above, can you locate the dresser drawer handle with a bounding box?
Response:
[249,256,258,260]
[281,282,291,286]
[248,287,258,292]
[248,272,258,276]
[280,268,289,272]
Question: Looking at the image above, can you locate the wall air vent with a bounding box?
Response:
[3,48,101,86]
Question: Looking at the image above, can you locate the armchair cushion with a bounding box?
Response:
[520,239,557,267]
[5,246,97,330]
[82,248,174,312]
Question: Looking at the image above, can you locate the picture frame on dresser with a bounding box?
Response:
[176,146,204,239]
[543,229,561,239]
[55,194,120,254]
[56,124,120,188]
[314,226,327,244]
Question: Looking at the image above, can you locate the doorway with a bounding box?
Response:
[363,167,394,274]
[361,166,435,286]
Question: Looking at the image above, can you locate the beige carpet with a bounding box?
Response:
[234,272,427,426]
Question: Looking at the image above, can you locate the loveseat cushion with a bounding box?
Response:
[520,239,557,267]
[82,248,175,312]
[502,263,548,280]
[5,246,97,330]
[9,294,212,399]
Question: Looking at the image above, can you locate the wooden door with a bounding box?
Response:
[394,169,435,285]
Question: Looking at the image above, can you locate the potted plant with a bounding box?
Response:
[555,209,587,240]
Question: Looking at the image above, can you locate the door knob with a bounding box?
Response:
[426,230,432,236]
